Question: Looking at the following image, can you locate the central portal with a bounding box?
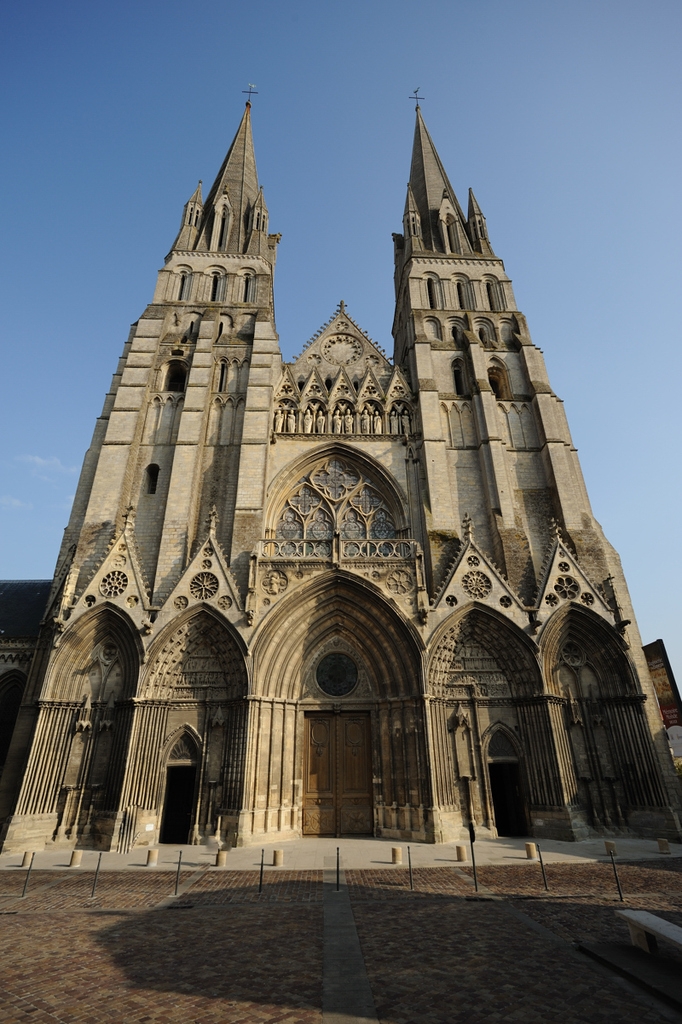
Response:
[303,712,373,836]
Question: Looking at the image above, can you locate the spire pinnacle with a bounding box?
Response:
[195,103,260,253]
[407,108,470,254]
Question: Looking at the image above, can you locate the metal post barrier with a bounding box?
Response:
[336,846,340,892]
[407,845,414,891]
[258,848,264,894]
[537,844,549,891]
[21,851,35,898]
[91,852,103,899]
[174,850,183,897]
[469,822,478,893]
[609,849,624,901]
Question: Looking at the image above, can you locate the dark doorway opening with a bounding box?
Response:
[160,765,196,844]
[489,762,526,836]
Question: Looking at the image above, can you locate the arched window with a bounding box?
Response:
[425,318,442,340]
[210,274,225,302]
[217,211,228,249]
[447,221,458,254]
[218,361,228,392]
[145,464,160,494]
[453,361,465,396]
[177,273,191,301]
[456,281,466,309]
[426,277,438,309]
[0,679,23,772]
[486,281,496,310]
[488,364,512,401]
[243,273,255,303]
[165,361,187,393]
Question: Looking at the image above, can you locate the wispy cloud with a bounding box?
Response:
[0,495,32,509]
[17,455,77,474]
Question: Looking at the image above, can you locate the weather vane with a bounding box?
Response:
[242,83,258,102]
[409,88,424,109]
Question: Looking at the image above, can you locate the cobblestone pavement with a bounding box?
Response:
[0,865,680,1023]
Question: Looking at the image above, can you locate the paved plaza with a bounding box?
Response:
[1,837,681,1023]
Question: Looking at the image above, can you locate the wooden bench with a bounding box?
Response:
[617,909,682,954]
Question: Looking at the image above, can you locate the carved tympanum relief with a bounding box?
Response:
[141,615,245,700]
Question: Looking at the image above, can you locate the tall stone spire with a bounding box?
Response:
[408,107,470,254]
[195,102,261,254]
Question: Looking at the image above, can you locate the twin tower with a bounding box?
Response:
[1,103,679,852]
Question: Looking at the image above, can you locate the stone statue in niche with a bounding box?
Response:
[286,409,296,433]
[274,408,284,433]
[401,408,411,435]
[316,408,326,433]
[303,407,313,433]
[344,409,353,434]
[373,410,382,434]
[333,408,342,433]
[361,408,370,434]
[390,409,399,434]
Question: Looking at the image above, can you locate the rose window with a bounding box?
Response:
[100,571,128,598]
[554,576,580,600]
[561,641,584,668]
[189,572,219,600]
[386,569,413,595]
[462,571,492,599]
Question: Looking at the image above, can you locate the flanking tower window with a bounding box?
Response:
[427,278,438,309]
[453,361,466,396]
[165,361,187,393]
[243,273,256,303]
[145,464,160,494]
[178,273,192,301]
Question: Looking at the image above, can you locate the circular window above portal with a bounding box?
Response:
[316,653,358,696]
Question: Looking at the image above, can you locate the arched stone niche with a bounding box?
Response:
[140,610,247,700]
[429,606,542,699]
[43,606,142,703]
[540,604,636,699]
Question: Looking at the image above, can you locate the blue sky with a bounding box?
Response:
[1,0,681,677]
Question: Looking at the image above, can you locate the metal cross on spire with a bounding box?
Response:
[242,83,258,102]
[409,88,425,109]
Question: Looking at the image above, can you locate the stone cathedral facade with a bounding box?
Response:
[1,103,680,853]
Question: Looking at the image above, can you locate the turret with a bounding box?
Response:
[169,180,203,252]
[466,188,494,256]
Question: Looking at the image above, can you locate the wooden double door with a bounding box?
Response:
[303,712,373,836]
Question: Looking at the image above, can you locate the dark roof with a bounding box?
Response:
[0,580,51,638]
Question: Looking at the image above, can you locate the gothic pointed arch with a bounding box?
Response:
[539,603,636,699]
[139,608,247,700]
[429,605,542,698]
[43,605,142,702]
[264,443,410,540]
[483,722,522,761]
[251,571,424,701]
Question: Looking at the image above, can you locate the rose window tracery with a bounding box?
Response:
[461,571,492,599]
[275,458,397,544]
[554,575,580,600]
[100,571,128,598]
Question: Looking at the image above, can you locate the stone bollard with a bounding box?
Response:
[21,851,33,867]
[525,842,538,860]
[604,841,617,856]
[273,849,284,867]
[658,838,671,855]
[215,849,228,867]
[146,848,159,867]
[392,847,402,865]
[456,844,467,862]
[69,849,82,867]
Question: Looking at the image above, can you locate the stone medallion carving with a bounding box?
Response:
[386,569,414,595]
[262,569,288,595]
[321,335,363,365]
[554,575,580,600]
[174,595,188,610]
[218,595,232,610]
[462,571,492,599]
[189,572,219,600]
[100,571,128,598]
